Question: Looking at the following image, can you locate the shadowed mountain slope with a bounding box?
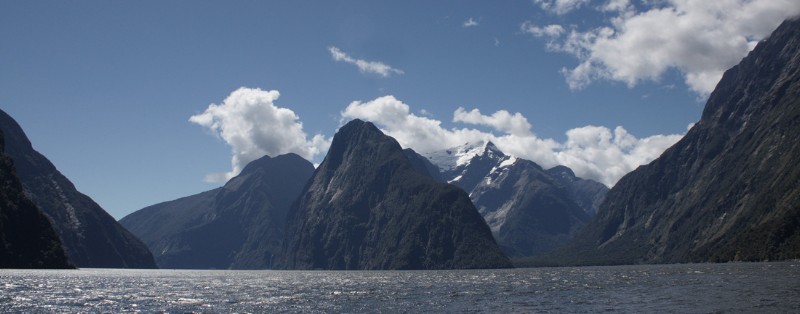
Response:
[543,18,800,266]
[0,110,155,268]
[120,153,314,269]
[0,129,73,269]
[278,119,512,270]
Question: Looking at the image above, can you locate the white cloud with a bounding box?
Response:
[520,22,566,38]
[600,0,630,12]
[453,107,533,137]
[342,96,684,187]
[524,0,800,96]
[463,17,480,27]
[555,125,683,186]
[190,87,330,182]
[328,46,404,77]
[534,0,590,14]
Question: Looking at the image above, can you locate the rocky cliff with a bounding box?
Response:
[0,130,73,269]
[0,110,156,268]
[554,18,800,265]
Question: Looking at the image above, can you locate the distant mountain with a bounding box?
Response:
[120,153,315,269]
[546,166,608,216]
[551,18,800,265]
[0,129,73,269]
[0,109,156,268]
[424,142,606,257]
[278,119,512,270]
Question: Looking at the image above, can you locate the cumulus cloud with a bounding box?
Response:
[534,0,589,15]
[463,17,480,27]
[555,125,683,186]
[328,46,404,77]
[190,87,330,182]
[342,96,683,187]
[453,107,533,137]
[523,0,800,96]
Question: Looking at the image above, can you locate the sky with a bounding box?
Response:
[2,0,798,219]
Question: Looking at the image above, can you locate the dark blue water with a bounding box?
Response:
[1,262,798,313]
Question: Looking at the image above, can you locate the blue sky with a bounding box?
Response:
[2,1,798,219]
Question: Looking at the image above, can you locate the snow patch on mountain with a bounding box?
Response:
[498,156,517,168]
[424,141,490,172]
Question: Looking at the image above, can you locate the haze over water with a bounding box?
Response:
[1,262,797,313]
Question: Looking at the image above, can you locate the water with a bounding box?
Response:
[1,262,798,313]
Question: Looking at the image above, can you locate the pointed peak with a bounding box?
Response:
[339,119,379,134]
[483,141,504,157]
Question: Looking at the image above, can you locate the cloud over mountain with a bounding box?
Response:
[342,96,683,187]
[523,0,800,96]
[189,87,330,182]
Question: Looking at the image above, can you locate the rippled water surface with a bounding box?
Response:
[1,262,798,313]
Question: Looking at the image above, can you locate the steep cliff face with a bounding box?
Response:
[0,130,73,269]
[0,110,156,268]
[562,18,800,265]
[279,120,512,270]
[120,153,314,269]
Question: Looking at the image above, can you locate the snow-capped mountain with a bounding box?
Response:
[424,141,498,177]
[422,141,608,257]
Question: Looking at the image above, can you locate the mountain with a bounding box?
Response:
[0,129,73,269]
[120,153,315,269]
[278,119,512,270]
[552,18,800,265]
[546,166,608,216]
[0,110,156,268]
[425,142,605,257]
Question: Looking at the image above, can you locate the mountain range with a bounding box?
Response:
[422,141,607,257]
[123,120,514,270]
[0,109,156,269]
[7,18,798,270]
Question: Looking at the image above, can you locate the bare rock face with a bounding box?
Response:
[0,109,156,269]
[121,153,314,269]
[278,119,512,270]
[560,18,800,265]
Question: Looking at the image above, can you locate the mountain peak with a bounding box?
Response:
[121,151,315,269]
[547,165,576,180]
[483,141,504,158]
[423,140,501,172]
[280,119,512,270]
[337,119,380,137]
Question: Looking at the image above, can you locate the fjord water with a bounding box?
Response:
[1,262,798,313]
